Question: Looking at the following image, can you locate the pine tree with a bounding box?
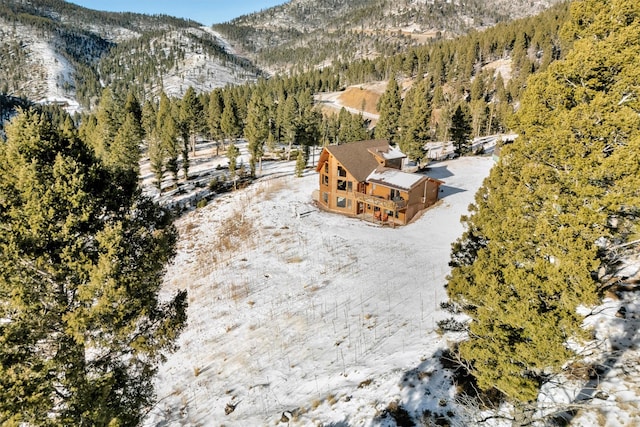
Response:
[374,77,402,143]
[449,104,472,156]
[157,93,179,183]
[0,109,187,425]
[110,112,142,190]
[148,129,166,191]
[141,99,157,139]
[244,91,269,177]
[88,88,123,163]
[180,86,205,156]
[295,149,306,177]
[280,94,299,160]
[295,90,321,164]
[226,143,240,189]
[220,92,240,144]
[446,0,640,416]
[399,78,432,162]
[207,89,225,153]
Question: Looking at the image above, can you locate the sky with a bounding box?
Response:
[68,1,287,25]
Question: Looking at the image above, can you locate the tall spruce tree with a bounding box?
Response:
[399,78,432,162]
[207,89,225,153]
[449,104,472,156]
[0,109,187,425]
[374,77,402,144]
[446,0,640,422]
[157,93,179,183]
[244,91,269,177]
[220,92,240,144]
[180,86,205,156]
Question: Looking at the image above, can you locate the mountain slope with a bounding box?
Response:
[214,0,565,72]
[0,0,263,109]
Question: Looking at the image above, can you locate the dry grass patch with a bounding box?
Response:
[257,179,286,201]
[337,86,382,115]
[228,282,249,302]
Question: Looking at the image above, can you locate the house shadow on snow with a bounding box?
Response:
[322,420,350,427]
[419,164,466,200]
[437,185,466,199]
[421,164,454,180]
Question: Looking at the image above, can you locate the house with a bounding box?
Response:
[315,139,443,225]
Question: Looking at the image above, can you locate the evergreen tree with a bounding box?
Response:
[180,86,205,155]
[141,99,157,139]
[220,92,240,144]
[280,94,299,160]
[88,88,123,164]
[148,129,166,191]
[226,143,240,189]
[110,112,142,190]
[374,77,402,144]
[295,149,306,177]
[0,110,187,425]
[157,93,179,183]
[244,91,269,177]
[207,89,225,153]
[399,78,432,162]
[446,0,640,420]
[296,90,322,164]
[124,90,143,140]
[449,104,472,155]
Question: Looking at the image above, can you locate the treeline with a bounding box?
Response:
[73,65,367,192]
[445,0,640,423]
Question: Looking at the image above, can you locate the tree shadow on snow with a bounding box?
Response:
[372,348,462,427]
[550,285,640,424]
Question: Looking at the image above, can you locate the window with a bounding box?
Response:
[390,188,401,200]
[337,165,347,177]
[322,192,328,204]
[322,174,329,186]
[324,163,328,173]
[336,196,347,208]
[337,179,347,191]
[347,181,353,192]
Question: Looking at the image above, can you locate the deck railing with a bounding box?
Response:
[350,191,407,210]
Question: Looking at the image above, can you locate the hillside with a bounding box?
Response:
[0,0,263,109]
[214,0,565,72]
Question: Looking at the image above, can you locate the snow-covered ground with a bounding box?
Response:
[142,153,493,426]
[142,144,640,426]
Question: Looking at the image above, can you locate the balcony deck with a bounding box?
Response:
[351,191,407,211]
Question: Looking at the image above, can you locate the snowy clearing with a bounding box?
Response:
[143,155,494,426]
[142,148,640,426]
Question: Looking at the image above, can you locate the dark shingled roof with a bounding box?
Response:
[323,139,390,182]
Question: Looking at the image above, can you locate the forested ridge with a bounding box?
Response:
[0,0,261,108]
[214,0,563,72]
